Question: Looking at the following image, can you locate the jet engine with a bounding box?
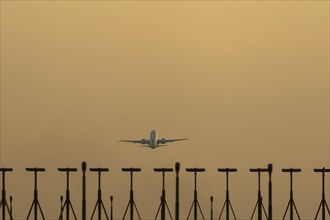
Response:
[159,138,166,144]
[141,139,147,144]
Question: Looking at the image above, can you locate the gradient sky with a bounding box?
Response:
[0,1,329,220]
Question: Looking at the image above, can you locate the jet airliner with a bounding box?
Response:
[119,130,187,149]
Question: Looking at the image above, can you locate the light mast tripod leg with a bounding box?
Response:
[197,201,205,220]
[165,201,173,220]
[101,201,109,220]
[90,202,98,219]
[218,202,226,220]
[154,200,162,220]
[122,202,130,220]
[292,201,301,220]
[69,201,78,220]
[228,201,237,220]
[133,201,142,220]
[186,202,194,220]
[36,201,46,220]
[250,202,258,220]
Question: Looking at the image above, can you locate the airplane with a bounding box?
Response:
[119,130,187,149]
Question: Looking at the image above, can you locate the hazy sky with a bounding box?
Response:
[0,1,329,220]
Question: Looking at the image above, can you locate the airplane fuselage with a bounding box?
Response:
[150,130,158,149]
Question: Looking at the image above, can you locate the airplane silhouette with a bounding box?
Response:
[119,130,187,149]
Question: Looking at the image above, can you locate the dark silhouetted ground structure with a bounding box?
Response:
[122,168,142,220]
[175,163,180,220]
[0,168,13,220]
[3,162,330,220]
[82,162,87,220]
[110,196,113,220]
[186,168,206,220]
[210,196,213,220]
[154,168,174,220]
[217,168,238,220]
[282,168,302,220]
[25,167,46,220]
[89,168,110,220]
[313,167,330,220]
[58,168,78,220]
[268,164,273,220]
[249,168,269,220]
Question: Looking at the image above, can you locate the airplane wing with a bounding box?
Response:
[157,138,187,145]
[119,139,150,145]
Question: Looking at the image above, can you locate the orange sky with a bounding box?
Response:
[0,1,329,219]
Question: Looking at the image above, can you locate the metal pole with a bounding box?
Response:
[210,196,213,220]
[268,164,272,220]
[194,172,197,220]
[98,172,101,220]
[82,162,86,220]
[226,172,229,220]
[9,196,13,220]
[175,162,180,220]
[257,172,261,220]
[66,172,70,220]
[110,196,113,220]
[60,196,63,220]
[34,171,38,220]
[290,173,293,220]
[130,172,133,220]
[322,171,325,220]
[161,172,165,220]
[2,172,5,220]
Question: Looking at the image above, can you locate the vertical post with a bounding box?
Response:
[60,196,63,220]
[98,172,102,220]
[210,196,213,220]
[290,173,293,220]
[9,196,12,220]
[2,172,5,220]
[130,172,133,220]
[175,162,180,220]
[268,164,272,220]
[82,162,87,220]
[34,171,38,220]
[257,172,262,220]
[226,172,229,220]
[66,172,70,220]
[110,196,113,220]
[322,171,325,220]
[194,172,197,220]
[161,172,165,220]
